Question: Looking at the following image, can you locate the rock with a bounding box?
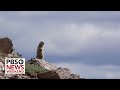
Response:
[0,61,4,71]
[21,75,31,79]
[37,71,60,79]
[27,72,38,78]
[0,73,31,79]
[37,67,80,79]
[0,37,14,54]
[0,76,5,79]
[69,74,80,79]
[27,58,80,79]
[0,71,4,76]
[8,51,22,58]
[55,68,80,79]
[10,75,23,79]
[7,54,13,58]
[0,58,4,63]
[57,67,71,73]
[27,58,58,70]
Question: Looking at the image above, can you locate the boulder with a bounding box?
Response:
[0,37,13,54]
[69,74,80,79]
[0,61,4,71]
[37,68,80,79]
[8,51,22,58]
[27,58,80,79]
[10,75,23,79]
[27,58,58,70]
[37,70,60,79]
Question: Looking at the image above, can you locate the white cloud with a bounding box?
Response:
[1,16,120,57]
[0,11,120,62]
[18,11,53,15]
[42,23,120,56]
[55,62,120,79]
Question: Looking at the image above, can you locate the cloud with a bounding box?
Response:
[14,21,118,66]
[55,62,120,79]
[43,23,120,56]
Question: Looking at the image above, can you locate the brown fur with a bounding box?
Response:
[36,41,44,59]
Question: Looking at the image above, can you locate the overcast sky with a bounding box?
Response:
[0,11,120,79]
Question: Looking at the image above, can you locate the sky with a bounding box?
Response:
[0,11,120,79]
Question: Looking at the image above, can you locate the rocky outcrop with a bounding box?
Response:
[0,50,81,79]
[7,51,22,58]
[27,58,58,70]
[0,57,5,64]
[0,37,83,79]
[37,67,80,79]
[0,37,22,58]
[0,37,14,54]
[27,58,80,79]
[0,73,31,79]
[0,56,82,79]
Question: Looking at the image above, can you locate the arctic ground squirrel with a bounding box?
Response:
[36,41,44,59]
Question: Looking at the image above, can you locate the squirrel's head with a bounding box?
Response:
[40,41,44,46]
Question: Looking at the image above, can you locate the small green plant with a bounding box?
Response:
[25,62,48,75]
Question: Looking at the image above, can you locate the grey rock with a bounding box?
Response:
[37,67,80,79]
[27,58,58,70]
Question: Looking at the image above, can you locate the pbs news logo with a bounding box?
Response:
[5,58,25,74]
